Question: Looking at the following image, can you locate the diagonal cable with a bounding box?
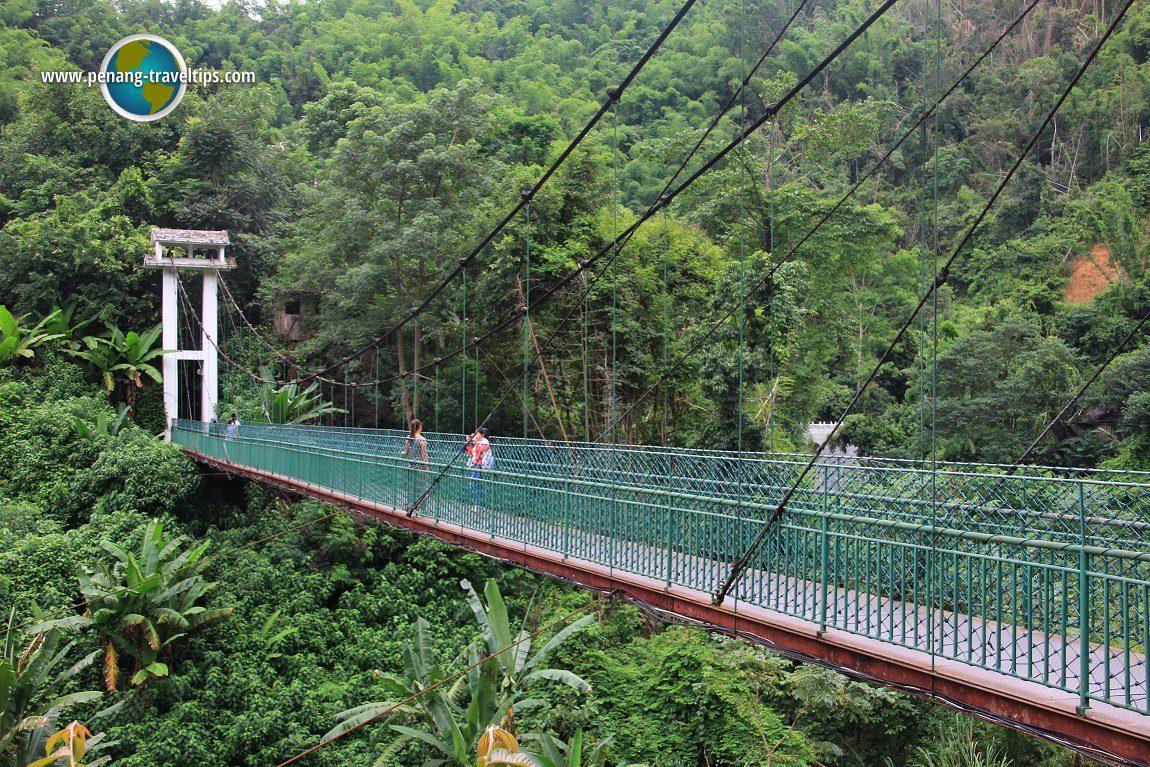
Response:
[215,0,812,392]
[592,0,1044,445]
[1014,300,1150,467]
[713,0,1137,604]
[174,0,873,396]
[400,0,905,514]
[296,0,706,385]
[180,0,707,391]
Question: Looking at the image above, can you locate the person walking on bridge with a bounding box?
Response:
[401,418,429,466]
[401,418,429,510]
[465,426,491,508]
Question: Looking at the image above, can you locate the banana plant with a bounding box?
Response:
[326,580,594,767]
[326,616,489,766]
[111,325,166,390]
[479,725,524,767]
[25,721,110,767]
[71,325,166,392]
[0,307,62,365]
[462,579,594,700]
[69,324,168,417]
[256,365,344,424]
[41,304,97,351]
[35,519,232,693]
[68,337,117,392]
[73,404,130,441]
[0,613,101,767]
[490,730,616,767]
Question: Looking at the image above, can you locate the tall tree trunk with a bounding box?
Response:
[413,251,425,419]
[394,191,412,425]
[517,277,568,440]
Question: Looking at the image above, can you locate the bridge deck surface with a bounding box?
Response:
[172,421,1150,766]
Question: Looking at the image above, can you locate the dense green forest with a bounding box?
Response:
[3,0,1150,463]
[3,0,1149,764]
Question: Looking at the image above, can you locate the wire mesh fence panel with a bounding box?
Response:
[172,420,1150,714]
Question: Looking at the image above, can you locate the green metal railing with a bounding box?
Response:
[173,420,1150,715]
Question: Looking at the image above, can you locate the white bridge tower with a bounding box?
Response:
[143,228,235,439]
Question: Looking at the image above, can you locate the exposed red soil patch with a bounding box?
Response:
[1064,243,1121,304]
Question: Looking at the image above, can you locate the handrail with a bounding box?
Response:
[175,423,1150,563]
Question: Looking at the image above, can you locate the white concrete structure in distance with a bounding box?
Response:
[143,229,235,439]
[807,421,859,457]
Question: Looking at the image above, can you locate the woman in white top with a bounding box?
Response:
[401,418,429,512]
[401,418,429,466]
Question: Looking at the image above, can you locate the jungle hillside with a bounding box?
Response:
[2,0,1149,765]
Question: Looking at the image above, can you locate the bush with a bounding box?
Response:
[0,377,199,523]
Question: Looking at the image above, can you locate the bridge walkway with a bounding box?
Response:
[172,420,1150,766]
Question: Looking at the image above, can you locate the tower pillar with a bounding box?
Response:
[144,229,235,440]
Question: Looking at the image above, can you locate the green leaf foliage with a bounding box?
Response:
[0,1,1137,765]
[571,626,816,767]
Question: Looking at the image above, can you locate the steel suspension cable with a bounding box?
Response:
[173,0,906,425]
[428,0,809,443]
[176,0,831,399]
[736,0,747,457]
[713,0,1137,604]
[210,259,304,377]
[928,0,941,471]
[177,0,1028,436]
[920,0,943,676]
[523,195,531,439]
[767,118,777,449]
[582,269,591,440]
[294,0,706,387]
[168,265,289,387]
[381,0,806,407]
[292,0,906,465]
[404,257,612,516]
[1013,300,1150,467]
[915,17,929,462]
[462,264,468,434]
[206,0,811,397]
[662,207,670,446]
[929,0,943,671]
[590,0,1044,445]
[610,100,619,446]
[400,0,908,512]
[646,0,811,215]
[735,0,749,562]
[407,5,928,514]
[182,0,707,394]
[414,0,905,415]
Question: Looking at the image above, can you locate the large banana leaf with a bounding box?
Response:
[524,614,596,672]
[332,580,598,767]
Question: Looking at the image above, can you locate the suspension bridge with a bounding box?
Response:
[172,420,1150,766]
[143,0,1150,762]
